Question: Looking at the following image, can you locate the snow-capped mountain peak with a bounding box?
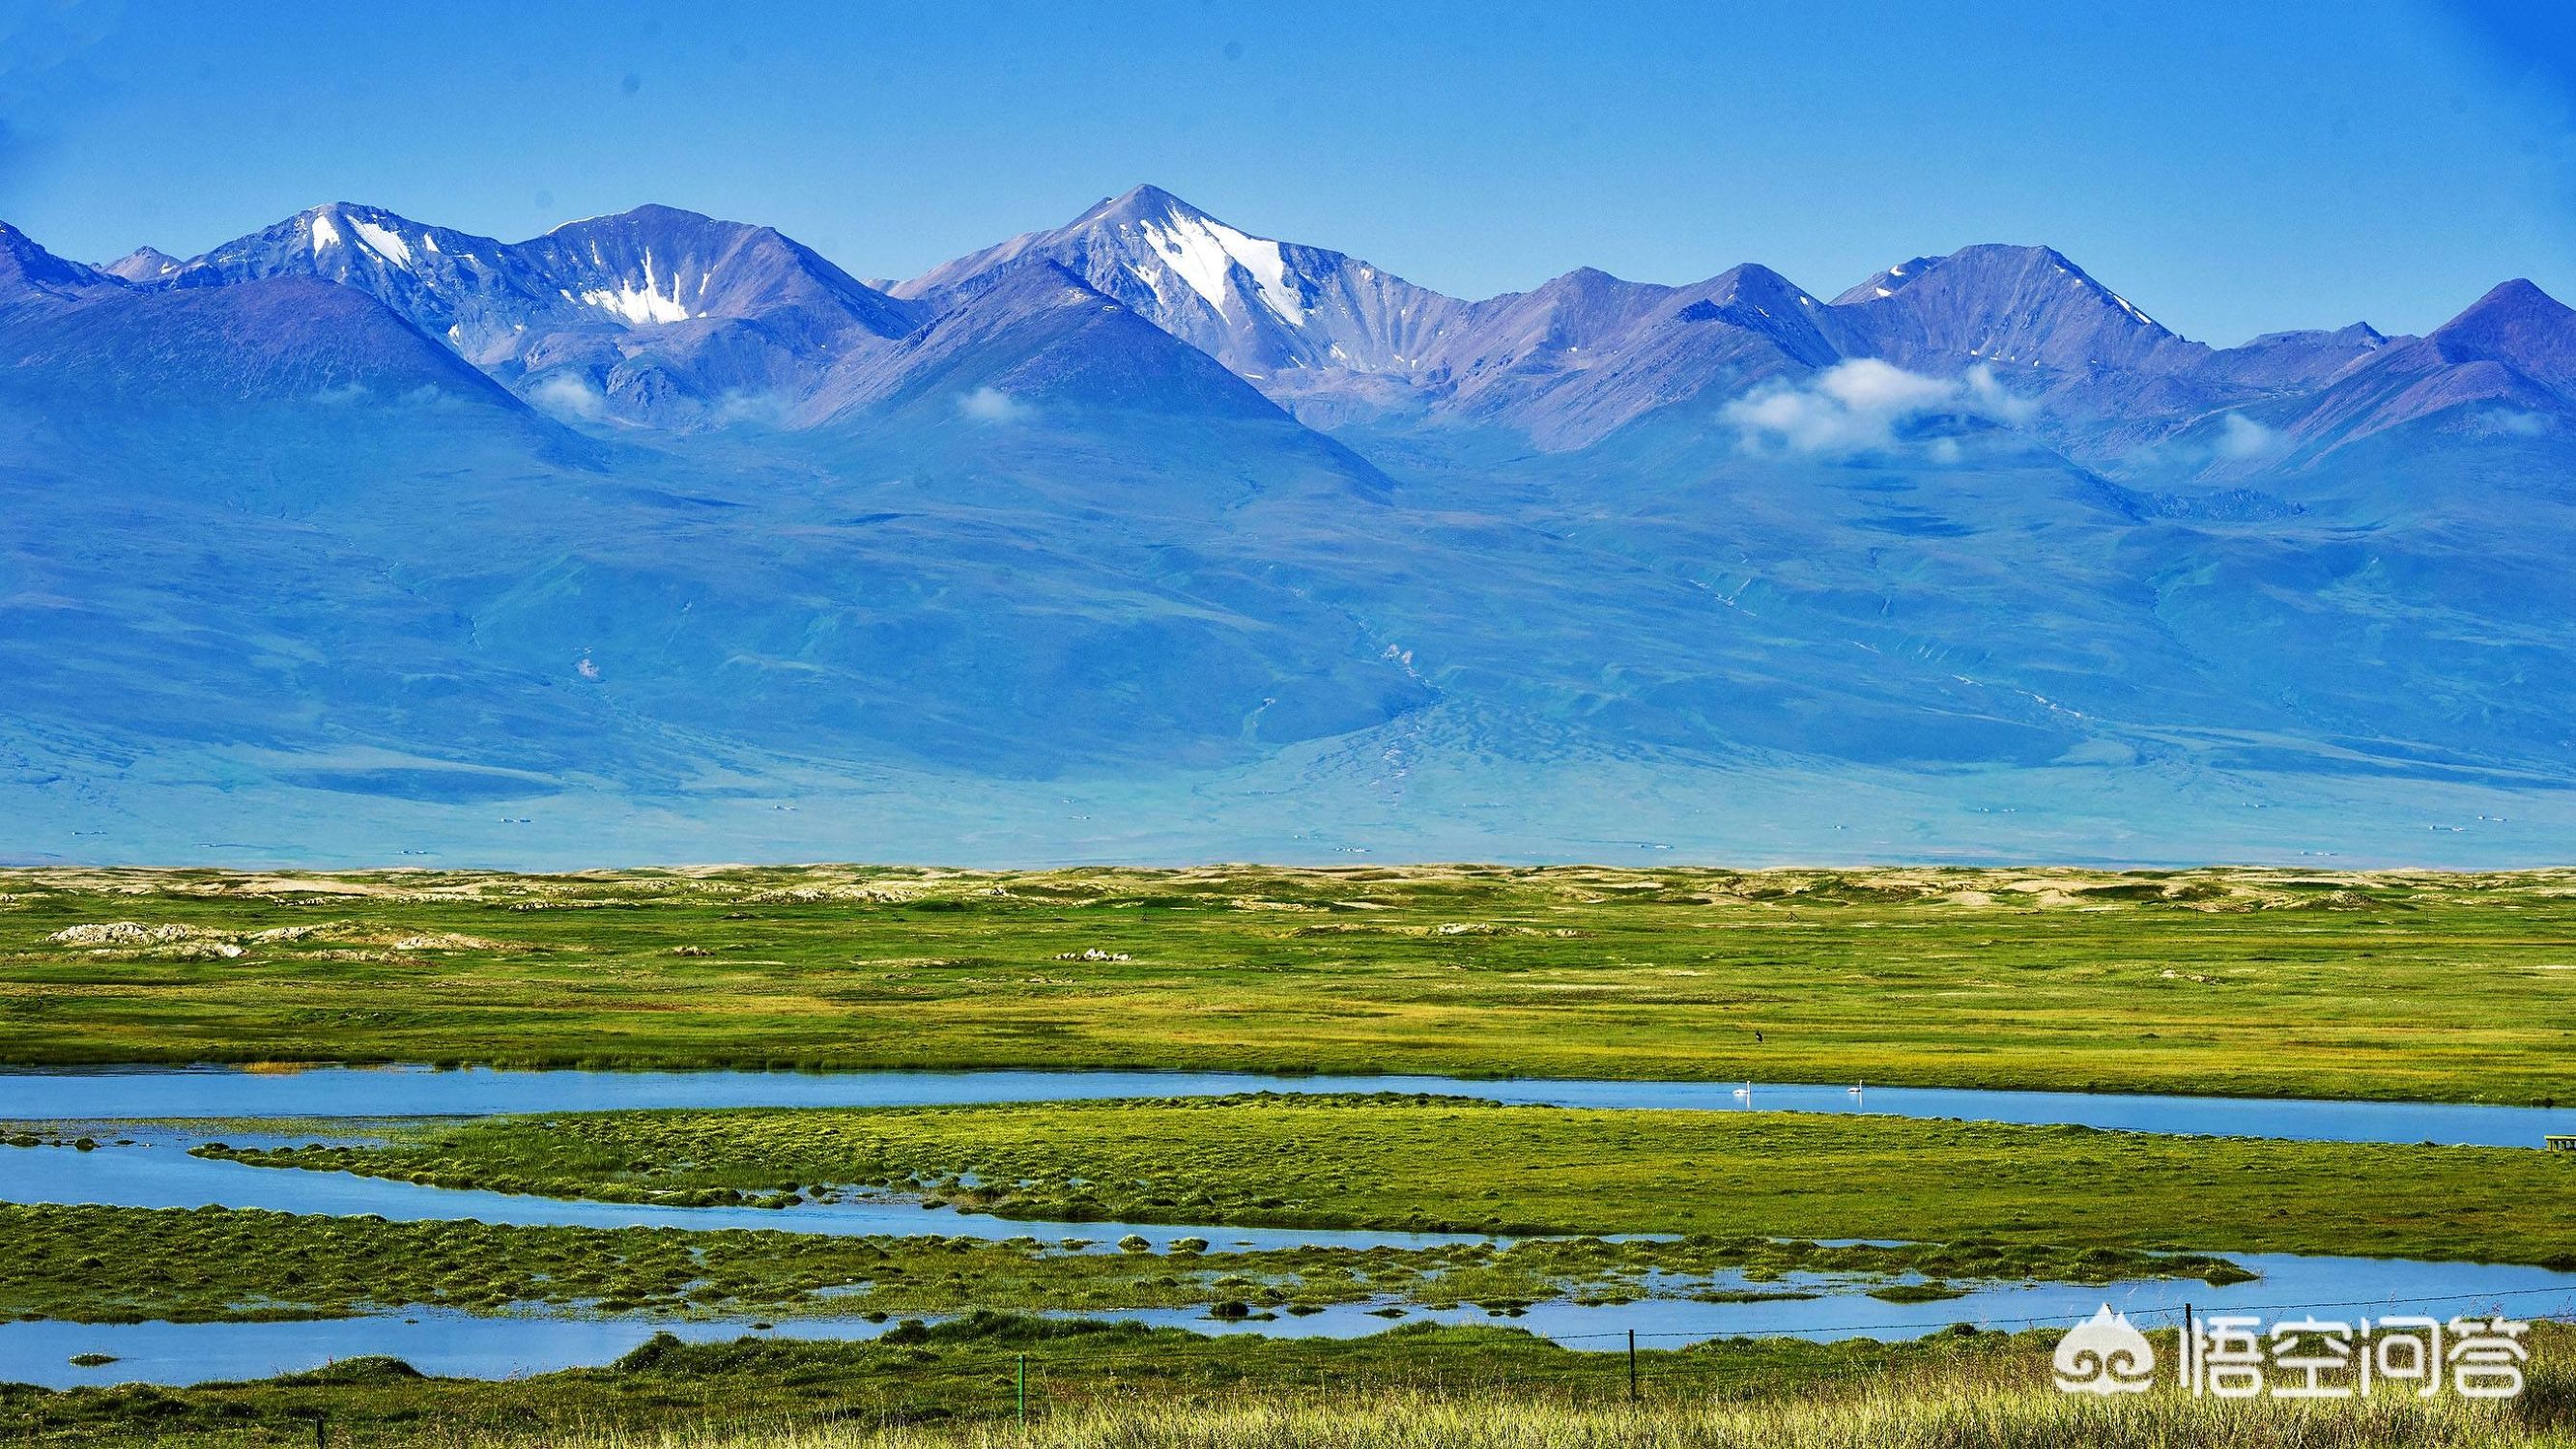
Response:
[1071,185,1305,326]
[18,195,2567,471]
[896,185,1465,393]
[101,245,185,283]
[179,203,501,307]
[1132,203,1304,326]
[138,202,922,428]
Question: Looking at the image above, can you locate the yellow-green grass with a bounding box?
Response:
[5,865,2576,1103]
[200,1095,2576,1264]
[532,1380,2576,1449]
[5,1202,2240,1325]
[543,1383,2576,1449]
[11,1318,2572,1448]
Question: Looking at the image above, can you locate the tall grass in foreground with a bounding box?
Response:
[468,1370,2576,1449]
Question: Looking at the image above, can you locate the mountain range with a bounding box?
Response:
[24,185,2572,462]
[5,188,2575,867]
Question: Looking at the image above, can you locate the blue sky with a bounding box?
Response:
[2,0,2570,345]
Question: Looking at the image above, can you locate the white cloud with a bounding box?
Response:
[528,373,609,421]
[2212,412,2283,460]
[2478,409,2553,438]
[1723,360,2033,457]
[957,386,1032,424]
[710,389,795,427]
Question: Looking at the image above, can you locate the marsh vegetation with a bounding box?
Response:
[192,1094,2576,1264]
[8,865,2573,1444]
[7,1315,2571,1447]
[0,1202,2247,1325]
[5,865,2575,1102]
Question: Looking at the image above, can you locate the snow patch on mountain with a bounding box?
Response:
[349,217,413,267]
[1135,211,1302,325]
[579,248,692,325]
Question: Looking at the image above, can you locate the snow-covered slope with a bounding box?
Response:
[899,185,1470,421]
[158,203,924,427]
[99,244,184,284]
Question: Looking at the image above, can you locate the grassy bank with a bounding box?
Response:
[9,1316,2571,1448]
[1,1202,2245,1325]
[531,1380,2576,1449]
[193,1094,2576,1264]
[5,865,2575,1102]
[0,1315,2023,1446]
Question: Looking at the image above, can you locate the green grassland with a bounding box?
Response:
[4,1201,2242,1325]
[0,1317,2023,1447]
[5,865,2576,1101]
[9,1317,2572,1449]
[193,1094,2576,1264]
[8,865,2576,1446]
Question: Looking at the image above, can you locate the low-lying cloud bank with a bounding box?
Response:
[1724,360,2035,456]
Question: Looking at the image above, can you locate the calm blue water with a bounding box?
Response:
[8,1252,2570,1389]
[0,1141,1496,1254]
[7,1065,2571,1389]
[4,1065,2568,1147]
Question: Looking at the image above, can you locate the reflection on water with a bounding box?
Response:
[2,1065,2566,1147]
[8,1253,2570,1390]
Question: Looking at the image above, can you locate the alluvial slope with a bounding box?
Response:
[810,260,1317,426]
[1,219,531,413]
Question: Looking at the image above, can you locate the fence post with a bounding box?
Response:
[2182,1304,2193,1394]
[1628,1328,1638,1403]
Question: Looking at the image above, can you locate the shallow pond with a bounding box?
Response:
[4,1066,2569,1147]
[10,1065,2572,1392]
[0,1141,1496,1253]
[8,1252,2571,1389]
